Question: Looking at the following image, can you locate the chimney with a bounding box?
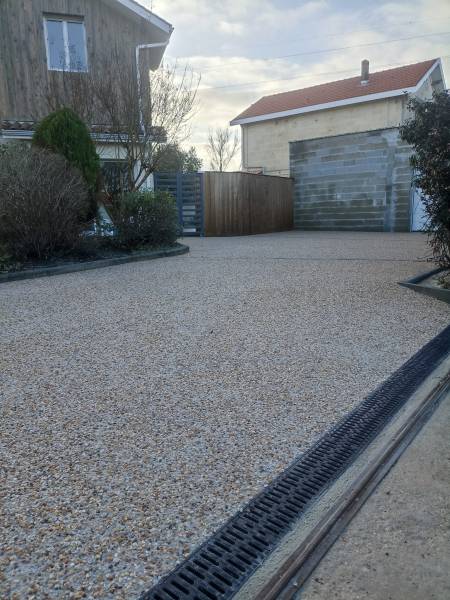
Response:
[361,59,369,85]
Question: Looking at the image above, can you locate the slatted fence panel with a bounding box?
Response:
[203,172,293,236]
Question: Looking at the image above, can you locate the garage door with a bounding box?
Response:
[410,187,428,231]
[290,128,413,232]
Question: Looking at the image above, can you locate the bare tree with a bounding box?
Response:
[207,127,240,172]
[42,70,98,126]
[39,51,199,192]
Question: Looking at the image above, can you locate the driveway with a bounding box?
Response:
[1,232,448,599]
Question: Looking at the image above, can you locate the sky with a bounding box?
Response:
[144,0,450,169]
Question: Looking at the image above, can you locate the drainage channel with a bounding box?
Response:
[247,364,450,600]
[141,325,450,600]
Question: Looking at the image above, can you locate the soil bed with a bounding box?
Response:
[0,243,189,283]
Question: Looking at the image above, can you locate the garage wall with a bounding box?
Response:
[290,128,413,232]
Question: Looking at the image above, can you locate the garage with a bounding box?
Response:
[290,128,414,232]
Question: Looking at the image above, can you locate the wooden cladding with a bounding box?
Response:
[203,172,293,236]
[0,0,160,122]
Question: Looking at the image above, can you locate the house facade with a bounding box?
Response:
[231,59,446,232]
[0,0,172,182]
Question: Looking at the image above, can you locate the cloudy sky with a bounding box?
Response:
[145,0,450,169]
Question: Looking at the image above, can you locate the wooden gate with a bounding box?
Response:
[154,172,204,236]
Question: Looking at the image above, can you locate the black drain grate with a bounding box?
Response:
[141,325,450,600]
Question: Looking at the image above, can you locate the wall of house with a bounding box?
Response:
[290,128,413,232]
[239,64,443,178]
[0,0,166,122]
[414,66,445,100]
[240,96,406,177]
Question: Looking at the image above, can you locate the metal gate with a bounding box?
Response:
[154,172,204,236]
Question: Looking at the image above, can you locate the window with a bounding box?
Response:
[44,16,88,72]
[101,160,129,196]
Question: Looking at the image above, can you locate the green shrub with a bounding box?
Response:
[0,144,90,260]
[154,143,203,172]
[400,92,450,267]
[109,190,179,249]
[0,244,22,272]
[32,108,100,216]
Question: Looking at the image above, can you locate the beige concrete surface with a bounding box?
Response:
[299,388,450,600]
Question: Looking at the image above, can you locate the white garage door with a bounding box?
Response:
[410,187,428,231]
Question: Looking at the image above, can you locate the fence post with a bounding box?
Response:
[199,172,205,237]
[176,172,183,231]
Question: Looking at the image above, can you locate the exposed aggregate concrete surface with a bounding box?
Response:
[1,232,448,599]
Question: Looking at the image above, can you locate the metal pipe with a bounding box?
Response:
[135,42,169,136]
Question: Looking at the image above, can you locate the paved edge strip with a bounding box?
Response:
[398,266,450,304]
[0,244,190,284]
[141,325,450,600]
[251,369,450,600]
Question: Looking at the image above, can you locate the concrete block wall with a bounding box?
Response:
[290,128,413,232]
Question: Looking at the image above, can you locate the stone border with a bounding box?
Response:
[0,243,189,284]
[398,266,450,304]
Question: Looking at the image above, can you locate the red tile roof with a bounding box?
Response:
[231,59,437,123]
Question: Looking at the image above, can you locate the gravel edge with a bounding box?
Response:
[0,243,190,284]
[399,267,450,304]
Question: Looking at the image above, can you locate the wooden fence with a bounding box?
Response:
[203,172,293,236]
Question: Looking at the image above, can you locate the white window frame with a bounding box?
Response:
[43,15,88,72]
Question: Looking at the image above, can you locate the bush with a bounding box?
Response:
[400,92,450,267]
[32,108,100,216]
[108,190,179,249]
[0,144,90,260]
[154,143,203,172]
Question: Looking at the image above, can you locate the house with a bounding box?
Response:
[0,0,173,187]
[231,59,446,232]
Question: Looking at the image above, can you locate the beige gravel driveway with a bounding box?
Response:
[1,232,448,599]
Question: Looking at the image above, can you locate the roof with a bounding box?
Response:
[0,120,166,143]
[231,59,440,125]
[114,0,173,34]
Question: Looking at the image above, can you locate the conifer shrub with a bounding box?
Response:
[33,108,100,216]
